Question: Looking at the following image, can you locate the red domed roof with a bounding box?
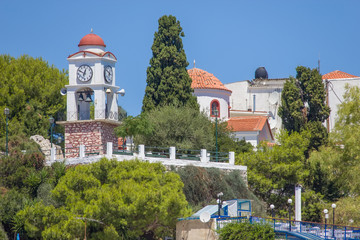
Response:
[188,68,232,93]
[78,33,106,47]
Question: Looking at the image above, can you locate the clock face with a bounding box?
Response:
[77,65,93,82]
[104,65,113,83]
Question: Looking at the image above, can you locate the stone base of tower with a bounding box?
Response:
[58,120,120,158]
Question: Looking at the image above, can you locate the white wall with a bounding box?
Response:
[225,80,284,134]
[232,131,259,147]
[194,89,230,120]
[326,78,360,131]
[226,81,249,111]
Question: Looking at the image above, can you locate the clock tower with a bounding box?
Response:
[59,31,122,157]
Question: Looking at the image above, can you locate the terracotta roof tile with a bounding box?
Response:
[322,70,358,80]
[227,116,268,132]
[188,68,232,93]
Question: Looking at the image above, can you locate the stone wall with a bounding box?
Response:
[176,219,217,240]
[63,120,118,158]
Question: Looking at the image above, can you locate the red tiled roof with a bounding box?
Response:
[188,68,232,93]
[78,33,106,47]
[322,70,358,80]
[227,116,268,132]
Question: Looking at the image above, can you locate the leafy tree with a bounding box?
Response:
[279,66,329,151]
[142,15,198,112]
[236,130,310,213]
[115,114,154,148]
[218,221,275,240]
[16,159,190,239]
[141,106,213,149]
[0,55,68,138]
[301,190,326,223]
[307,85,360,197]
[307,146,344,200]
[117,106,214,150]
[329,197,360,226]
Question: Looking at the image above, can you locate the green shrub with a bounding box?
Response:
[219,221,275,240]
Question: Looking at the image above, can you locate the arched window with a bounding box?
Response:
[210,100,220,117]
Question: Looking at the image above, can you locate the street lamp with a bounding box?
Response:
[214,109,219,162]
[288,199,292,231]
[270,204,275,218]
[49,116,54,148]
[332,203,336,238]
[270,204,275,229]
[324,209,329,239]
[4,108,9,156]
[217,192,223,217]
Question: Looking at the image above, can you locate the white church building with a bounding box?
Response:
[188,66,360,147]
[188,67,275,147]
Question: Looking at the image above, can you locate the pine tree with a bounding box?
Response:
[142,15,198,112]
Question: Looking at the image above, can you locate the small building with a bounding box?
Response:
[177,199,252,240]
[227,116,274,147]
[322,70,360,132]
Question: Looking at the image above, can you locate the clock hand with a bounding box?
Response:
[83,69,86,76]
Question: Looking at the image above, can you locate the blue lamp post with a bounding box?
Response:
[288,199,292,231]
[270,204,275,229]
[324,209,329,239]
[4,107,9,156]
[332,203,336,238]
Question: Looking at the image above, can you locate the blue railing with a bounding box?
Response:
[216,216,360,239]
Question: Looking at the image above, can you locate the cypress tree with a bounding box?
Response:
[279,66,330,151]
[142,15,198,112]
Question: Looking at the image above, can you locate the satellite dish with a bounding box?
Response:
[269,118,277,129]
[60,88,67,95]
[200,211,211,223]
[268,91,279,105]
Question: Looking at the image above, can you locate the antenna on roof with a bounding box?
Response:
[194,59,196,68]
[91,28,93,33]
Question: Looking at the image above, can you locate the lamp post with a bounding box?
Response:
[270,204,275,218]
[217,192,223,217]
[214,109,218,162]
[4,108,9,156]
[49,116,54,148]
[332,203,336,238]
[324,209,329,239]
[288,199,292,231]
[270,204,275,229]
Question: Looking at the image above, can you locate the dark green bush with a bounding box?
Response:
[219,221,275,240]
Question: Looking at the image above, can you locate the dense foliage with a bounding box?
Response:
[116,106,253,153]
[218,221,275,240]
[279,66,329,152]
[174,166,265,215]
[15,159,190,240]
[0,55,68,138]
[304,85,360,224]
[0,136,66,239]
[237,131,309,212]
[142,15,198,112]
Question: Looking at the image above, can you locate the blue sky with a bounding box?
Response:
[1,0,360,116]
